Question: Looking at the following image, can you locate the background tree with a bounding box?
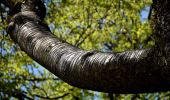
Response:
[1,0,170,99]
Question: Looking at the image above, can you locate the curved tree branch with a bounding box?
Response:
[6,0,170,93]
[33,93,69,99]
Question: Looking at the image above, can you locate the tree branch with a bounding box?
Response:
[1,77,59,81]
[33,93,69,99]
[6,0,170,93]
[0,89,33,100]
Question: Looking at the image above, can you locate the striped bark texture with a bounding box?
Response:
[5,0,170,93]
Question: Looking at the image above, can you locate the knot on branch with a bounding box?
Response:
[9,0,46,20]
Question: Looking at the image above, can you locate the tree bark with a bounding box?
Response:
[4,0,170,93]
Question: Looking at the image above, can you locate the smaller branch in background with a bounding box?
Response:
[33,84,48,97]
[33,93,69,99]
[148,3,153,20]
[1,77,59,82]
[0,10,5,25]
[75,30,95,47]
[131,94,140,100]
[73,95,80,100]
[0,89,34,100]
[109,93,113,100]
[74,27,88,46]
[14,92,34,100]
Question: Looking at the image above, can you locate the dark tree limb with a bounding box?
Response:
[5,0,170,93]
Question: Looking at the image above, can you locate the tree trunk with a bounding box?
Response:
[4,0,170,93]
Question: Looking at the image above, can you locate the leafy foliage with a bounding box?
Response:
[46,0,153,51]
[1,0,170,99]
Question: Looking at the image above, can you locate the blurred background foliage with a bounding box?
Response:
[1,0,170,99]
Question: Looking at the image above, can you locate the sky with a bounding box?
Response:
[140,6,150,22]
